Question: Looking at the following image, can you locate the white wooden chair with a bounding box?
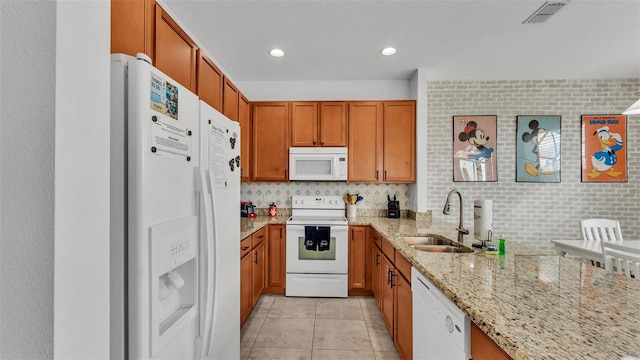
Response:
[601,241,640,279]
[581,219,623,242]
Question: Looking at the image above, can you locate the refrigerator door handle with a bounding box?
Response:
[195,167,216,359]
[205,169,219,357]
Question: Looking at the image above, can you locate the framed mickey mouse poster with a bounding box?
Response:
[452,115,497,182]
[516,115,561,183]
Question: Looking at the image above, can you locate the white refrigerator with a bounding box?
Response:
[110,53,240,359]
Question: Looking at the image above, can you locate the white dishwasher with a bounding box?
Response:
[412,267,470,360]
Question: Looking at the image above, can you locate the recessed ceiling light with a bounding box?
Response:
[380,47,397,56]
[269,48,285,58]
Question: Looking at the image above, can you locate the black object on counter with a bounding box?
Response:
[387,195,400,218]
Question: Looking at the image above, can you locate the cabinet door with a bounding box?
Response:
[348,226,367,291]
[111,0,154,57]
[372,241,382,308]
[252,241,265,307]
[238,94,251,182]
[371,231,382,307]
[197,52,223,112]
[240,250,252,325]
[380,254,395,336]
[471,322,512,360]
[394,272,412,360]
[223,77,239,122]
[266,224,286,294]
[383,101,416,183]
[252,102,289,182]
[319,102,347,147]
[154,4,197,93]
[348,102,383,182]
[290,102,318,147]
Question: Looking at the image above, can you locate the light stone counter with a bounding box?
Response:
[240,215,287,240]
[351,216,640,360]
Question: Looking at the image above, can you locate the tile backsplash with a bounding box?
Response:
[241,182,410,210]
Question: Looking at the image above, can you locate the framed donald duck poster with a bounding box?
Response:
[453,115,497,182]
[581,115,627,182]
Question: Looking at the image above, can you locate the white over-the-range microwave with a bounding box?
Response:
[289,147,347,181]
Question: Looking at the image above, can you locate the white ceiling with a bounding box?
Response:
[162,0,640,82]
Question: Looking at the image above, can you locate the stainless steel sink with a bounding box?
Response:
[400,236,453,246]
[409,244,474,253]
[400,236,474,253]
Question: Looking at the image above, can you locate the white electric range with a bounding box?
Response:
[285,196,348,297]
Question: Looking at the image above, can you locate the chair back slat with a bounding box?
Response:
[601,241,640,279]
[581,219,623,242]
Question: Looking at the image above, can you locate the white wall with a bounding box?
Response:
[54,1,110,358]
[1,1,56,357]
[408,68,428,212]
[0,1,111,358]
[236,80,411,101]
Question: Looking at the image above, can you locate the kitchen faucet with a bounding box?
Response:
[442,189,469,243]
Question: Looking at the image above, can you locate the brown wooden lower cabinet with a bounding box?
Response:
[471,322,512,360]
[348,225,373,296]
[372,232,412,360]
[265,224,286,294]
[251,231,266,307]
[240,237,253,325]
[394,270,412,360]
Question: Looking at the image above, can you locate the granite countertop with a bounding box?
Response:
[241,215,640,359]
[240,215,288,239]
[355,216,640,360]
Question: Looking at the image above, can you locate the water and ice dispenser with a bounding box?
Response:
[149,216,198,356]
[473,199,493,248]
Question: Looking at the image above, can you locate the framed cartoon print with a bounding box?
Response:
[581,115,627,182]
[453,115,497,182]
[516,115,561,183]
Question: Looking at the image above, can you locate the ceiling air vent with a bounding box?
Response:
[522,1,568,24]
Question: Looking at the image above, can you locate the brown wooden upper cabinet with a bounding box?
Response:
[238,94,251,182]
[348,101,415,183]
[197,51,223,112]
[252,102,289,182]
[291,102,347,147]
[223,77,239,122]
[153,4,198,93]
[111,1,198,93]
[111,0,154,58]
[383,101,416,183]
[348,102,384,182]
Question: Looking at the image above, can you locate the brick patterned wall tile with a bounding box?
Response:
[427,78,640,251]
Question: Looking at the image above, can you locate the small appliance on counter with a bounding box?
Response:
[268,202,278,217]
[472,198,493,248]
[241,201,256,218]
[387,195,400,218]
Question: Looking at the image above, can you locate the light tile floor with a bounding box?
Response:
[240,295,401,360]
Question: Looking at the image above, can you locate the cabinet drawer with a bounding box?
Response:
[252,227,266,247]
[241,237,252,258]
[381,237,395,261]
[394,251,412,282]
[371,229,382,249]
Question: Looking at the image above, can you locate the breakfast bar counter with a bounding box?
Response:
[351,216,640,360]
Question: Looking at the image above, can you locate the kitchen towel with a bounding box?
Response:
[304,226,317,251]
[316,226,331,251]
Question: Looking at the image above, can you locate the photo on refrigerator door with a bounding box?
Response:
[581,115,627,182]
[516,115,561,183]
[150,73,179,119]
[453,115,497,182]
